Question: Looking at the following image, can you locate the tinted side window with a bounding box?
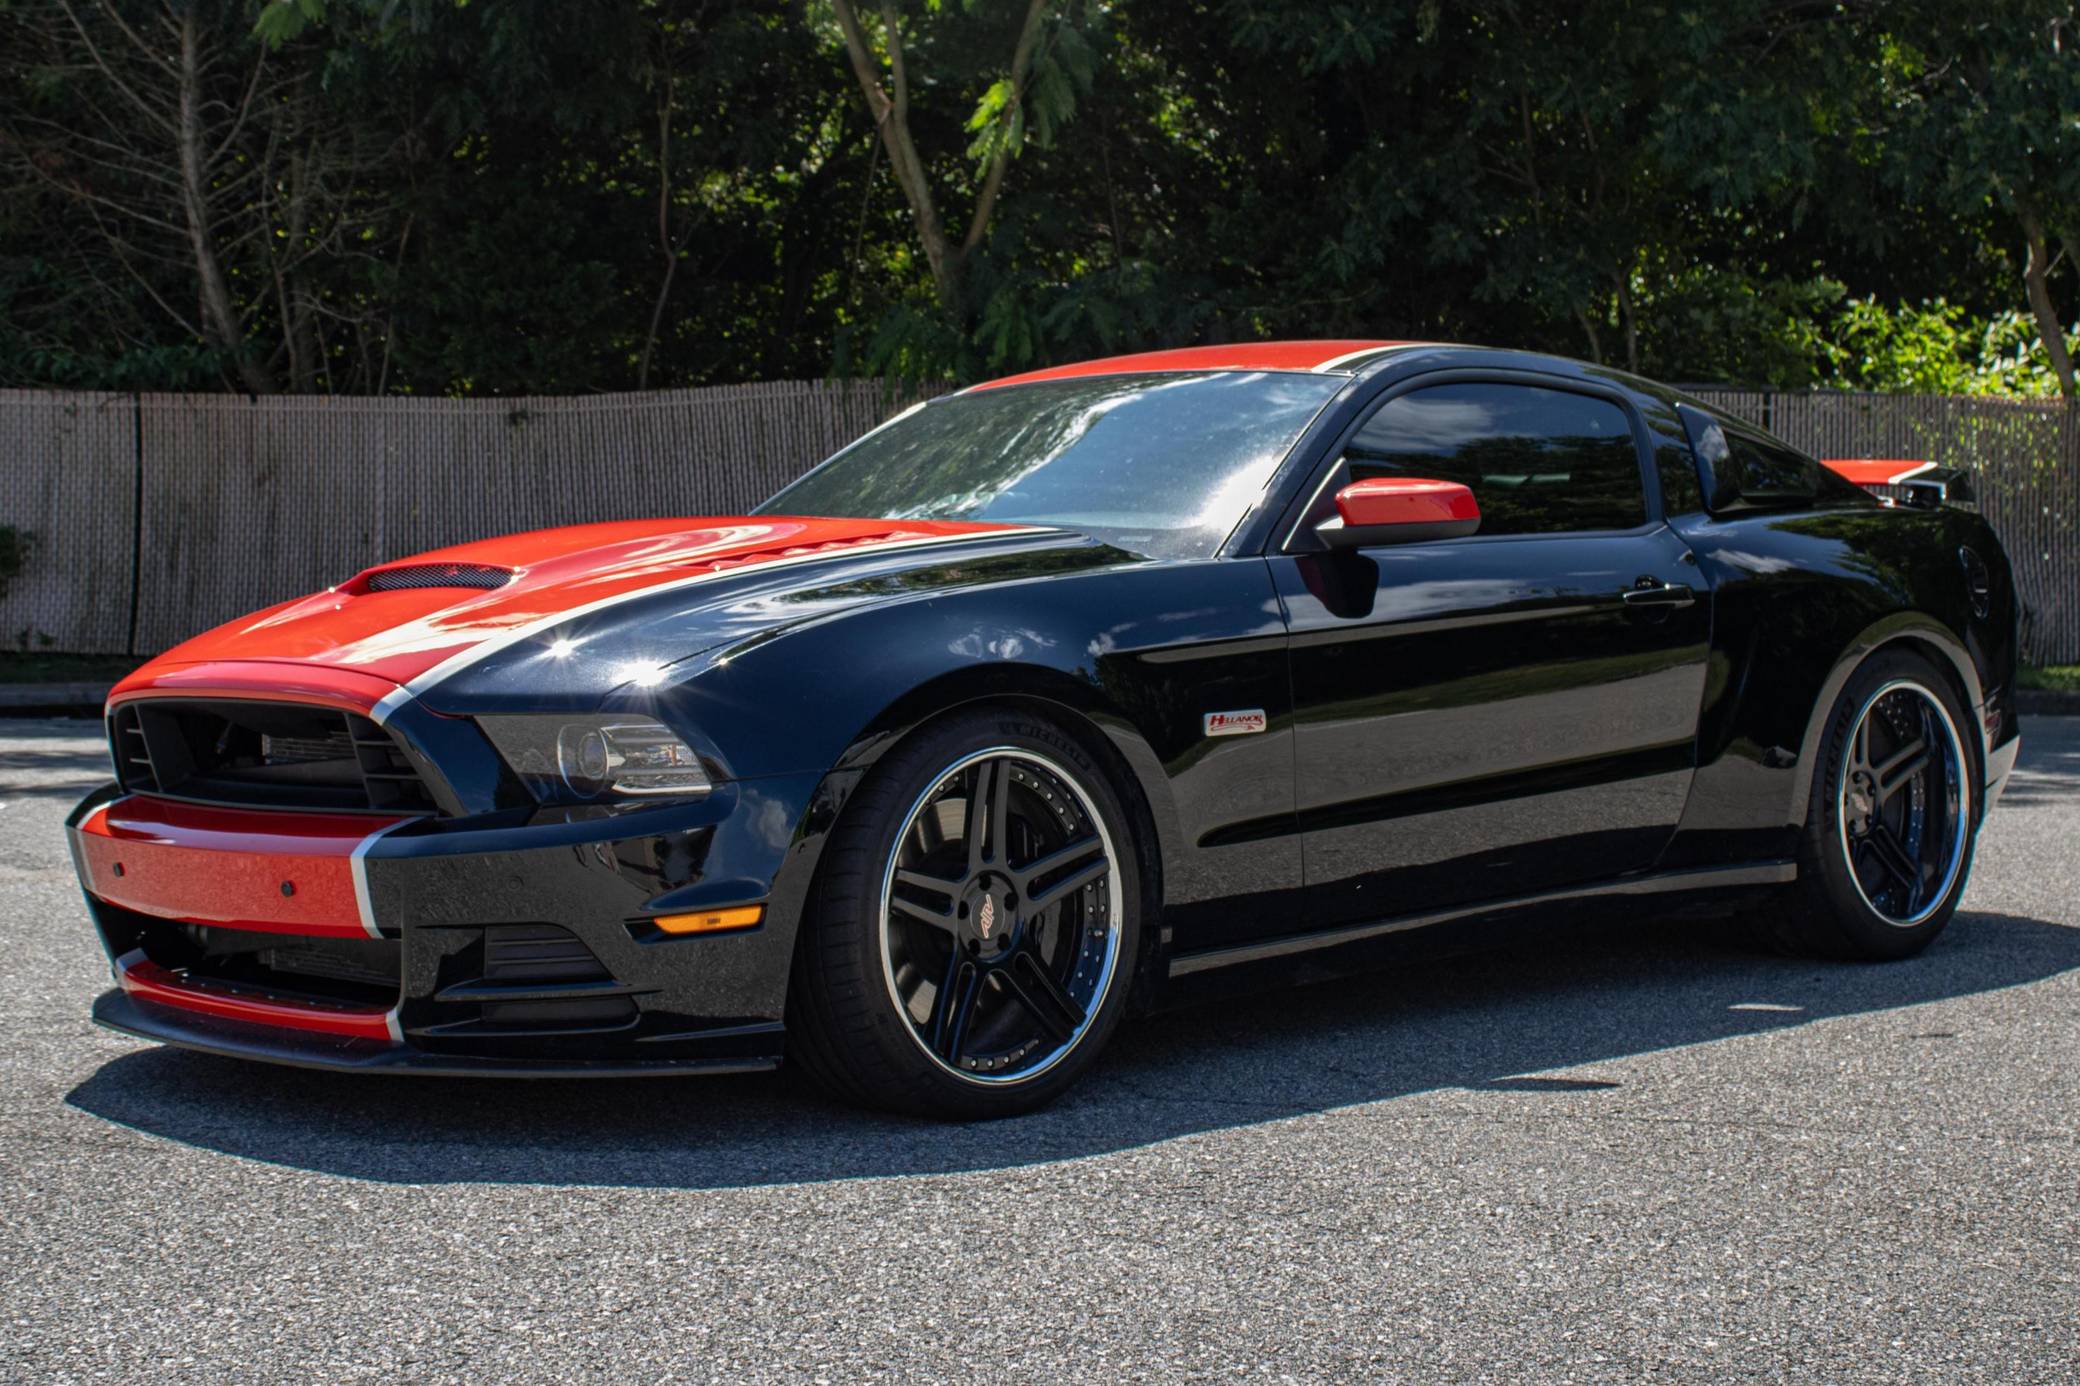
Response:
[1725,432,1825,502]
[1678,404,1847,511]
[1344,382,1647,535]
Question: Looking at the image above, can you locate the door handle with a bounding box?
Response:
[1620,578,1697,607]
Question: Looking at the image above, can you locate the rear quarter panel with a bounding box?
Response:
[1663,503,2018,868]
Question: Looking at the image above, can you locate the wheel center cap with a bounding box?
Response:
[1848,773,1875,829]
[963,876,1016,954]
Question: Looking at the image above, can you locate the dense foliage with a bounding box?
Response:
[2,0,2076,397]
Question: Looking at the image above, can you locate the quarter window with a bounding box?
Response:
[1344,382,1647,536]
[1677,403,1851,511]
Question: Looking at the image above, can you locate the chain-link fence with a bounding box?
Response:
[1701,390,2077,664]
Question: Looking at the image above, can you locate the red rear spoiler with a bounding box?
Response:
[1821,459,1935,487]
[1821,459,1974,510]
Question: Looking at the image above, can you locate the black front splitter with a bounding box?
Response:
[92,990,782,1079]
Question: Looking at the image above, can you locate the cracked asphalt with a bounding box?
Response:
[2,715,2075,1383]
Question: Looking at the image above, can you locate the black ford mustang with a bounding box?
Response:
[67,341,2021,1117]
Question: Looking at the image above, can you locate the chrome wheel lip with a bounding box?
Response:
[1836,678,1972,929]
[878,745,1124,1087]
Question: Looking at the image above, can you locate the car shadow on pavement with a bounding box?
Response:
[1998,732,2080,808]
[0,739,119,800]
[65,906,2080,1189]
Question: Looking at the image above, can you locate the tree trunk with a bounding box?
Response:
[1574,306,1604,364]
[274,143,320,392]
[638,72,676,390]
[827,0,1053,322]
[176,8,272,393]
[2018,199,2076,403]
[1615,268,1639,375]
[830,0,961,311]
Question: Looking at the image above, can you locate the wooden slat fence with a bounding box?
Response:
[0,391,138,655]
[1,380,921,657]
[0,381,2074,662]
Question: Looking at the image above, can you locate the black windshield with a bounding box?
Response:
[757,372,1344,559]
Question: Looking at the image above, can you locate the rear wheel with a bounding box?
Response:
[1766,648,1980,959]
[787,706,1142,1118]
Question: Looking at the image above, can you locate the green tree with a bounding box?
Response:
[1862,2,2080,400]
[4,0,2074,398]
[820,1,1095,350]
[2,0,406,392]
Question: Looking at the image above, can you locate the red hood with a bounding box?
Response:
[113,517,1028,711]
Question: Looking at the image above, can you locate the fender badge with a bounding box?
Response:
[1203,709,1267,738]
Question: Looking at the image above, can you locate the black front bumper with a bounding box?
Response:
[73,771,837,1076]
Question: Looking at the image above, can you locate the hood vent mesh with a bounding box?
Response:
[365,563,512,592]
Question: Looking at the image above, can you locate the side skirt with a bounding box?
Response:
[1166,861,1797,978]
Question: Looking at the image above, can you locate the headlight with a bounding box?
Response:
[478,715,713,801]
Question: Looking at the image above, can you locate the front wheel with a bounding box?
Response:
[787,706,1143,1118]
[1767,648,1981,960]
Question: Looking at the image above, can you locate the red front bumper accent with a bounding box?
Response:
[74,797,406,939]
[115,954,398,1042]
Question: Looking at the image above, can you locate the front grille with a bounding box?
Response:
[262,728,356,764]
[259,940,401,992]
[417,924,641,1039]
[484,924,612,984]
[109,699,438,814]
[476,924,631,1029]
[112,703,154,786]
[365,563,512,592]
[109,912,401,1008]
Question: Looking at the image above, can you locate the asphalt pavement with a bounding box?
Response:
[2,716,2074,1383]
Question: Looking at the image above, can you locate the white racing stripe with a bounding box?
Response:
[1310,344,1420,372]
[368,527,1058,724]
[350,817,422,940]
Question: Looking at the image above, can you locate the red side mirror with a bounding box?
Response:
[1319,477,1481,548]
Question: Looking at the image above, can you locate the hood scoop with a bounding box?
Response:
[350,562,516,594]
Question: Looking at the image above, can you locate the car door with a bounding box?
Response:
[1269,373,1711,926]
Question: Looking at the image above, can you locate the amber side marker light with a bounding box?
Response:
[652,905,764,936]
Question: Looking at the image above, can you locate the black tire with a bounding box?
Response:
[1763,647,1982,960]
[786,704,1144,1119]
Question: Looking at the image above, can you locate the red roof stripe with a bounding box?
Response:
[967,340,1412,392]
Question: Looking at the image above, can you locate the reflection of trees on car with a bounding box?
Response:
[1348,433,1648,535]
[766,373,1343,559]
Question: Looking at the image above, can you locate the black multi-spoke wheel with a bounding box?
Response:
[788,707,1141,1118]
[880,748,1121,1082]
[1766,650,1980,960]
[1836,679,1970,927]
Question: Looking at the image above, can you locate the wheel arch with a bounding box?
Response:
[1787,612,1987,821]
[843,666,1177,990]
[756,662,1180,1008]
